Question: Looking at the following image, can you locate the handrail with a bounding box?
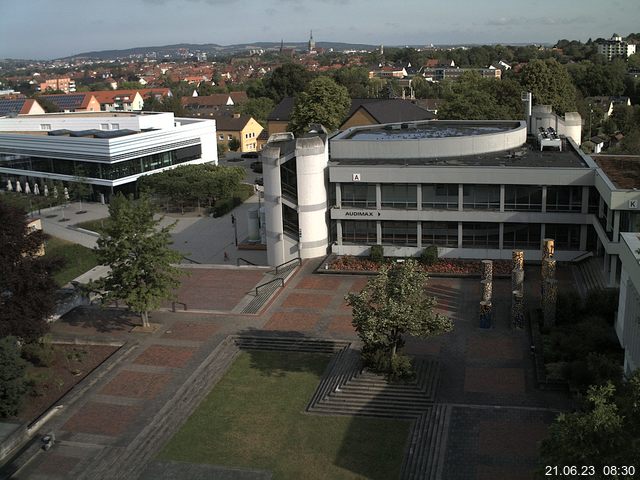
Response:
[275,257,301,275]
[237,257,257,266]
[255,278,284,296]
[182,256,201,264]
[172,301,187,312]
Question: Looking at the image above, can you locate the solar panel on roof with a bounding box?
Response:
[42,94,85,110]
[94,129,137,139]
[69,129,102,137]
[0,99,25,116]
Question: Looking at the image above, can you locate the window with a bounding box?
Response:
[422,184,458,210]
[100,123,109,130]
[504,186,542,211]
[218,134,223,140]
[422,222,458,247]
[40,124,51,131]
[462,223,499,248]
[342,221,377,244]
[546,186,582,212]
[381,221,417,245]
[111,123,119,130]
[503,223,541,249]
[381,184,417,209]
[342,183,376,209]
[588,186,599,214]
[462,185,500,210]
[228,135,233,140]
[545,224,580,250]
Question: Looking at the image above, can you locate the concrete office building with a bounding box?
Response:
[262,114,640,288]
[0,111,217,199]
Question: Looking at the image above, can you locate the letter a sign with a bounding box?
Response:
[352,173,361,182]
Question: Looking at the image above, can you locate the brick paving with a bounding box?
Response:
[133,345,197,368]
[19,260,577,480]
[100,371,173,399]
[62,402,142,437]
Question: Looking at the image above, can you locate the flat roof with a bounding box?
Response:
[594,155,640,189]
[330,138,589,168]
[346,122,517,141]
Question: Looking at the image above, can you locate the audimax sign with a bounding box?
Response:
[343,211,381,217]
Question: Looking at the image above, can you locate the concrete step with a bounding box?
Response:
[234,336,350,354]
[309,404,421,420]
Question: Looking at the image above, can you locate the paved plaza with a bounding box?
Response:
[12,260,572,480]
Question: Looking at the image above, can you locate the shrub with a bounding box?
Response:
[0,337,27,418]
[556,291,583,325]
[361,347,415,383]
[584,289,619,324]
[388,354,416,382]
[546,316,617,363]
[369,245,384,264]
[21,339,55,367]
[420,245,438,266]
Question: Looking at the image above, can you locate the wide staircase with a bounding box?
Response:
[574,256,606,297]
[234,335,350,354]
[239,259,300,314]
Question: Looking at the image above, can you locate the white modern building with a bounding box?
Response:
[0,111,217,199]
[616,233,640,375]
[597,34,637,60]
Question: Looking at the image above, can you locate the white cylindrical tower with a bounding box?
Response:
[262,142,286,266]
[295,136,329,260]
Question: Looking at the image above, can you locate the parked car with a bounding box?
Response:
[241,152,259,159]
[250,161,263,173]
[255,177,263,186]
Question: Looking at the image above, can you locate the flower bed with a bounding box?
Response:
[328,255,512,275]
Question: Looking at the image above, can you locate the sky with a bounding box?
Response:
[1,0,638,60]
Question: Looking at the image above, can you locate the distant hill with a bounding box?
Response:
[63,41,380,60]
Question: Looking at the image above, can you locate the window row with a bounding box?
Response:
[339,183,591,213]
[340,221,581,250]
[0,145,202,181]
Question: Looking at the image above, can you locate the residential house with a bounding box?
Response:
[214,114,263,152]
[39,93,101,113]
[91,90,145,111]
[597,34,637,60]
[0,98,45,116]
[182,93,246,117]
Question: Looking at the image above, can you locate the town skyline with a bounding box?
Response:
[1,0,638,60]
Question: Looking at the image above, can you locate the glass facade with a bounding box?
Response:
[546,186,582,212]
[342,183,376,209]
[504,185,542,211]
[422,184,458,210]
[381,221,417,245]
[462,223,500,248]
[280,158,297,200]
[503,223,541,249]
[381,184,417,209]
[463,185,500,210]
[545,224,580,250]
[282,204,299,238]
[0,144,201,181]
[342,220,377,244]
[422,221,458,247]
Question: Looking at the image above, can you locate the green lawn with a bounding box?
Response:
[160,351,410,480]
[44,237,99,286]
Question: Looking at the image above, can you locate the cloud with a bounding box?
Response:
[485,15,594,26]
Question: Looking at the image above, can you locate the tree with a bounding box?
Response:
[90,194,183,328]
[333,67,370,98]
[288,76,351,134]
[0,336,27,418]
[72,165,92,212]
[228,137,241,152]
[540,373,640,474]
[518,59,577,114]
[439,72,522,120]
[345,259,453,362]
[237,97,275,126]
[0,202,58,342]
[263,63,313,103]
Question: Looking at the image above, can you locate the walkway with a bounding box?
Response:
[12,260,573,480]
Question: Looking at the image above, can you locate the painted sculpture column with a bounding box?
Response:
[479,259,493,328]
[512,290,525,329]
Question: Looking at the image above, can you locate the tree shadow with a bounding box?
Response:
[57,305,137,333]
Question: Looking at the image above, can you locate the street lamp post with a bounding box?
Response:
[231,214,238,246]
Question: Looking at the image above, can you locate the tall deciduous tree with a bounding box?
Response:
[540,373,640,471]
[518,59,577,114]
[0,336,27,418]
[0,202,58,341]
[263,63,313,103]
[345,259,453,360]
[288,76,351,134]
[91,194,183,328]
